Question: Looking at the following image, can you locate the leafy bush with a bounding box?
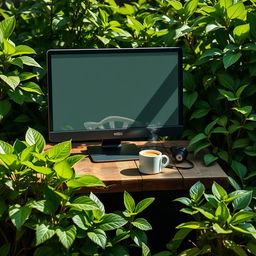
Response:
[1,0,256,186]
[0,16,44,141]
[0,128,154,255]
[162,181,256,255]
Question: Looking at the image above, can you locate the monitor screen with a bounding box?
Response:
[47,48,182,161]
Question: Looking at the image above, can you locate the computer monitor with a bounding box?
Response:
[47,47,183,162]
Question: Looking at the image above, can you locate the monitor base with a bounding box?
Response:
[87,143,139,162]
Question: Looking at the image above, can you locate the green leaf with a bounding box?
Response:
[218,89,238,101]
[3,39,15,54]
[204,194,219,208]
[212,223,232,234]
[20,145,35,162]
[131,229,147,247]
[173,197,192,206]
[236,84,249,98]
[127,16,144,32]
[0,244,10,256]
[69,196,99,211]
[231,211,256,225]
[142,242,150,256]
[25,127,45,153]
[212,182,227,200]
[227,2,247,20]
[20,82,43,95]
[0,154,17,168]
[87,229,107,249]
[9,204,31,229]
[204,119,218,135]
[0,140,13,154]
[12,45,36,56]
[223,51,242,69]
[66,155,86,167]
[167,229,192,252]
[194,142,211,155]
[67,175,105,188]
[232,190,253,210]
[233,24,250,43]
[189,181,205,202]
[194,207,215,220]
[223,240,248,256]
[183,91,198,109]
[19,56,41,68]
[56,225,76,249]
[233,106,252,116]
[135,198,155,214]
[54,160,74,180]
[0,75,20,90]
[231,160,247,180]
[232,138,250,149]
[211,127,229,134]
[190,108,210,120]
[200,48,222,59]
[23,162,52,175]
[72,213,89,230]
[0,16,15,41]
[217,73,235,90]
[19,72,37,81]
[184,0,198,19]
[215,202,230,223]
[218,150,229,162]
[90,193,105,216]
[204,154,218,166]
[231,223,256,237]
[99,213,127,231]
[189,133,207,147]
[46,141,71,162]
[168,0,183,10]
[124,191,135,212]
[176,221,209,229]
[10,57,23,68]
[36,224,55,245]
[131,218,152,231]
[0,99,11,120]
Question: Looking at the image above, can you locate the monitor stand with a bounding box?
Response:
[87,139,140,162]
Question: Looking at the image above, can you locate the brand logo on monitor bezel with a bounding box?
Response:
[113,132,123,136]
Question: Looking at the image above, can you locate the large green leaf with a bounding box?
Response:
[3,39,15,55]
[25,128,45,153]
[66,154,86,167]
[142,242,150,256]
[19,56,41,68]
[227,2,247,20]
[190,108,210,119]
[72,213,90,230]
[204,154,218,166]
[212,182,227,200]
[12,45,36,56]
[23,161,52,175]
[36,224,56,245]
[0,16,15,41]
[19,72,38,81]
[231,160,247,180]
[20,82,43,95]
[99,213,127,231]
[54,160,74,180]
[56,225,76,249]
[231,211,256,225]
[183,91,198,109]
[189,181,205,202]
[135,197,155,214]
[68,195,99,211]
[130,229,147,247]
[223,239,248,256]
[215,202,230,224]
[176,221,209,229]
[87,229,107,249]
[0,140,13,154]
[9,204,31,229]
[0,75,20,90]
[124,191,135,212]
[0,100,11,121]
[67,174,104,188]
[46,141,71,162]
[131,218,152,231]
[183,0,198,19]
[233,24,250,43]
[189,133,207,147]
[231,190,253,210]
[223,52,242,69]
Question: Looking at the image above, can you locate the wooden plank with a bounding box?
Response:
[163,141,228,188]
[135,141,184,191]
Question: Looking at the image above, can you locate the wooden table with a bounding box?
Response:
[58,141,228,193]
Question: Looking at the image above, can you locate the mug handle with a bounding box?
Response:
[161,155,170,168]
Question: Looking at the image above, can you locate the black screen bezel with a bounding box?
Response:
[47,47,183,142]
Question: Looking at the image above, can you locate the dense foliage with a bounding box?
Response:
[165,181,256,255]
[0,128,154,255]
[0,0,255,187]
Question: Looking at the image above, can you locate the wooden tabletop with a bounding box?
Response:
[49,141,228,193]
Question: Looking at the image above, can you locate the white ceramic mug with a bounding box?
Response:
[139,149,170,174]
